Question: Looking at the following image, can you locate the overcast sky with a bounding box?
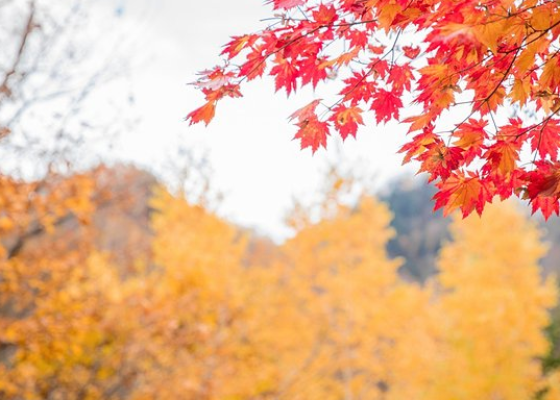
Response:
[95,0,414,240]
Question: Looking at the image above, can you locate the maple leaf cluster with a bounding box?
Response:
[188,0,560,219]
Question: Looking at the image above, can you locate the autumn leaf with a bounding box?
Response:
[399,129,437,164]
[388,64,413,94]
[334,47,361,66]
[221,35,256,58]
[510,78,531,105]
[404,113,435,133]
[312,4,338,25]
[483,140,520,176]
[239,51,267,81]
[434,173,487,217]
[289,100,328,153]
[186,102,216,126]
[270,56,299,95]
[417,141,463,182]
[529,120,560,160]
[345,30,368,48]
[376,2,401,30]
[340,71,377,105]
[289,99,321,122]
[331,105,364,140]
[402,45,421,59]
[267,0,305,9]
[523,161,560,219]
[371,89,402,123]
[452,119,488,164]
[293,117,330,153]
[530,196,560,219]
[473,19,507,54]
[300,56,330,88]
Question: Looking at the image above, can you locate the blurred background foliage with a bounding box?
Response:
[0,165,558,399]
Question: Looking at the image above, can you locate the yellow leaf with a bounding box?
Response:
[404,113,434,133]
[539,58,560,90]
[473,19,507,53]
[510,78,531,105]
[377,3,401,30]
[531,6,552,31]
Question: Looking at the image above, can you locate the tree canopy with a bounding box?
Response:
[1,167,559,399]
[188,0,560,220]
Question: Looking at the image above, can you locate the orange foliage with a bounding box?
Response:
[0,167,557,399]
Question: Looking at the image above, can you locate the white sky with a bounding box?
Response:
[96,0,414,240]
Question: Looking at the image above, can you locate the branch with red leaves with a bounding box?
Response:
[188,0,560,220]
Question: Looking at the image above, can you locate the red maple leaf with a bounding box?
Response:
[331,105,364,140]
[417,141,464,182]
[522,161,560,219]
[529,119,560,160]
[530,197,560,220]
[371,89,402,123]
[433,173,488,217]
[289,99,322,122]
[300,56,329,88]
[186,102,216,126]
[221,35,257,59]
[267,0,305,9]
[388,64,413,94]
[402,45,421,59]
[293,118,330,153]
[313,5,338,24]
[482,140,521,177]
[399,129,437,164]
[452,119,488,164]
[270,56,299,95]
[340,71,377,104]
[239,51,267,81]
[345,29,368,48]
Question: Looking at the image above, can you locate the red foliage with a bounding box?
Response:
[187,0,560,219]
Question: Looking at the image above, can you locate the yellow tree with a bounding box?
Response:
[129,187,269,400]
[0,170,139,399]
[0,253,133,399]
[425,202,558,400]
[273,194,432,400]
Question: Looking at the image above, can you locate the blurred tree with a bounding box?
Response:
[0,252,134,398]
[430,203,557,400]
[126,187,263,400]
[0,170,136,398]
[278,196,405,399]
[0,0,135,172]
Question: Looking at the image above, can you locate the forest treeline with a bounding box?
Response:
[1,165,560,399]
